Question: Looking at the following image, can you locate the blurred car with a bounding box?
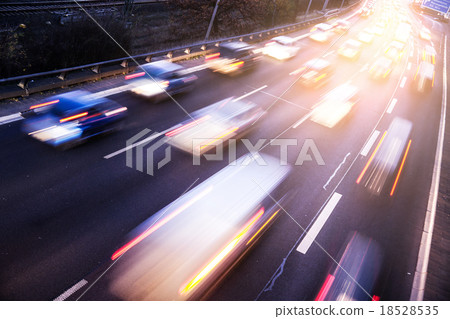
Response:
[412,61,435,93]
[71,152,291,301]
[262,36,300,61]
[369,56,394,80]
[290,58,334,88]
[205,41,261,75]
[125,60,197,101]
[309,23,334,43]
[384,41,405,63]
[310,83,359,128]
[357,117,412,196]
[315,232,382,301]
[422,45,436,64]
[372,25,385,36]
[394,22,411,43]
[360,7,372,18]
[165,97,265,155]
[23,90,127,149]
[357,30,375,44]
[337,39,363,60]
[419,27,431,41]
[332,20,350,34]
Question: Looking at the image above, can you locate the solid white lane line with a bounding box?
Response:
[54,279,88,301]
[360,130,380,157]
[407,62,412,70]
[296,192,342,254]
[104,128,172,159]
[323,153,351,190]
[233,85,267,102]
[386,98,398,114]
[0,113,22,125]
[400,76,407,88]
[410,34,448,301]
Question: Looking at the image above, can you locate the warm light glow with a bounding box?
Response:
[229,61,244,69]
[111,187,213,260]
[315,274,335,301]
[105,107,127,117]
[390,139,412,196]
[125,72,145,80]
[59,112,88,123]
[179,207,265,295]
[29,99,59,110]
[356,131,388,184]
[205,52,220,61]
[165,115,211,137]
[199,126,239,150]
[246,209,280,245]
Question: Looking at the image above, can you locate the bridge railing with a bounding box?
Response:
[0,1,361,100]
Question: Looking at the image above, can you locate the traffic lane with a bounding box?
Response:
[209,36,423,300]
[208,72,415,300]
[0,79,326,300]
[255,48,444,301]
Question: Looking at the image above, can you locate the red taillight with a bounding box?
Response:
[230,61,244,69]
[205,52,220,61]
[59,112,88,123]
[165,115,210,137]
[315,274,335,301]
[30,99,59,110]
[372,295,380,301]
[125,72,145,80]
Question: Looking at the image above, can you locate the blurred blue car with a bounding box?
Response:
[23,90,128,149]
[125,60,198,101]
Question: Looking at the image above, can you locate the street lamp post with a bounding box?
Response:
[205,0,220,41]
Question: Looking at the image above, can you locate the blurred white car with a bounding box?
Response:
[262,36,300,61]
[419,27,431,41]
[165,97,265,155]
[357,30,375,44]
[310,83,359,128]
[309,23,334,43]
[338,39,363,60]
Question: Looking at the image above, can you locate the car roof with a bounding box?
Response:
[375,56,393,67]
[272,36,295,45]
[314,23,333,30]
[141,60,184,75]
[418,62,435,77]
[220,41,254,51]
[344,39,362,47]
[305,58,331,70]
[50,90,109,114]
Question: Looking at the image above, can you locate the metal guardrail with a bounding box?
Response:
[0,1,361,100]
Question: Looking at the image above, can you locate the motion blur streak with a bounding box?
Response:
[199,126,239,150]
[315,274,335,301]
[29,99,59,110]
[124,72,145,80]
[111,187,213,260]
[246,209,280,246]
[390,139,412,196]
[165,115,211,137]
[356,131,387,184]
[105,107,127,117]
[59,112,88,123]
[180,207,265,295]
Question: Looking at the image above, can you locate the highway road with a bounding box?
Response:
[0,0,448,301]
